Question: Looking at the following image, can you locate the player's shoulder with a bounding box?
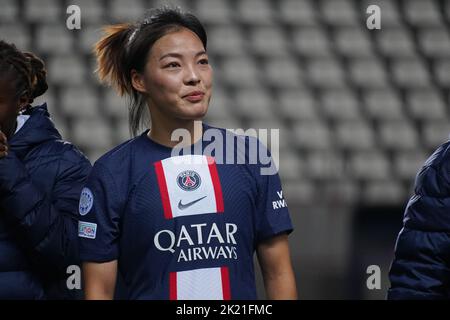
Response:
[92,134,143,174]
[415,140,450,195]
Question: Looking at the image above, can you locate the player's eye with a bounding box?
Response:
[198,59,209,65]
[165,62,180,68]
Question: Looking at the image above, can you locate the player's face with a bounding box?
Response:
[140,27,213,121]
[0,77,22,136]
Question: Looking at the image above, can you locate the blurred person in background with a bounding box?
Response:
[388,142,450,299]
[80,6,297,300]
[0,40,91,299]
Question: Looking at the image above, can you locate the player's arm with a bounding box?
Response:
[257,233,298,300]
[83,260,118,300]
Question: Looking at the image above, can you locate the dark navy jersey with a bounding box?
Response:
[78,124,293,300]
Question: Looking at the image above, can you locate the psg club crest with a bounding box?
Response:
[177,170,201,191]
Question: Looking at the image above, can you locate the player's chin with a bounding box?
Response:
[180,103,209,119]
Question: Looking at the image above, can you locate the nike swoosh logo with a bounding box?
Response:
[178,196,207,210]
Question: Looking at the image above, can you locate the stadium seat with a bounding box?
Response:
[363,89,404,120]
[320,0,358,26]
[0,24,31,50]
[348,151,391,180]
[421,121,450,148]
[263,57,303,88]
[0,0,18,22]
[233,88,274,120]
[35,24,74,54]
[334,120,375,150]
[391,58,431,88]
[363,180,406,205]
[348,57,388,88]
[361,0,402,27]
[376,27,416,58]
[60,86,100,118]
[277,89,318,121]
[248,26,289,57]
[207,26,246,56]
[304,151,345,180]
[293,120,332,150]
[237,0,275,25]
[220,57,261,88]
[405,89,446,120]
[433,59,450,88]
[417,28,450,58]
[108,0,145,22]
[393,150,428,181]
[278,0,317,26]
[333,27,373,58]
[403,0,443,26]
[307,58,346,88]
[47,55,86,85]
[378,120,419,150]
[194,0,233,24]
[24,0,60,22]
[292,26,332,57]
[320,89,360,120]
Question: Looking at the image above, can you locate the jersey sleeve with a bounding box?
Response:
[252,139,294,243]
[78,162,123,262]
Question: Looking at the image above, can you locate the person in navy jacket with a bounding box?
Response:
[388,142,450,299]
[0,40,91,299]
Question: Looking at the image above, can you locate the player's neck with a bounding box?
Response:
[148,117,203,148]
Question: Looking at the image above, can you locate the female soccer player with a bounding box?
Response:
[0,40,91,299]
[80,7,297,300]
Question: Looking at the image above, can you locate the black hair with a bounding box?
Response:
[95,6,208,137]
[0,40,48,104]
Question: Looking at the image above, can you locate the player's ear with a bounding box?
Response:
[131,69,148,94]
[17,94,29,113]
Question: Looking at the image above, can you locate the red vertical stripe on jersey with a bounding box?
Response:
[207,157,224,213]
[154,161,173,219]
[169,272,177,300]
[220,267,231,300]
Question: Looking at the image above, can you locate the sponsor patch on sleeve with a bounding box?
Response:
[78,221,97,239]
